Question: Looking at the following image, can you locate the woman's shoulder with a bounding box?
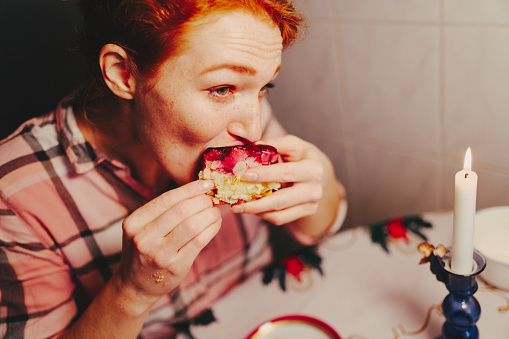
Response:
[0,111,61,197]
[0,111,59,164]
[0,96,83,172]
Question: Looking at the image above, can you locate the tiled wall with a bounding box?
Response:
[269,0,509,228]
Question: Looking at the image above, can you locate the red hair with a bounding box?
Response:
[77,0,304,115]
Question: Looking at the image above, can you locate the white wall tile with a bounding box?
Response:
[444,0,509,25]
[270,21,345,140]
[291,0,335,20]
[444,26,509,168]
[339,23,441,154]
[475,168,509,210]
[332,0,440,22]
[355,144,442,224]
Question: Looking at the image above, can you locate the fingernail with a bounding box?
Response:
[231,205,244,213]
[242,172,257,181]
[201,180,214,190]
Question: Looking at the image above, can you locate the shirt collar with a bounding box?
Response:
[55,96,157,200]
[56,96,105,174]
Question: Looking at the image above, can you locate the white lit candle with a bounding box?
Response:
[451,147,478,274]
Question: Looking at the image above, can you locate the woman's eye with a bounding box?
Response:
[260,82,275,95]
[262,83,275,91]
[209,86,235,98]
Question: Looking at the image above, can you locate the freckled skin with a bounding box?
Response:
[131,11,283,185]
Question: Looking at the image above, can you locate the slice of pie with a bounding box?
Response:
[198,144,281,205]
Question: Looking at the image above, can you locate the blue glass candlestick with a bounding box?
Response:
[427,247,486,339]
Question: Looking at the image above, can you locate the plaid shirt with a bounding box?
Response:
[0,97,288,338]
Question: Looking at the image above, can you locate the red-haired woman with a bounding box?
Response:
[0,0,346,337]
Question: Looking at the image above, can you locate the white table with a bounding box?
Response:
[179,211,509,339]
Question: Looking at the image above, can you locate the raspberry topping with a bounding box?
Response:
[202,144,279,174]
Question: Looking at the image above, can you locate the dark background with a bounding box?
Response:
[0,0,83,139]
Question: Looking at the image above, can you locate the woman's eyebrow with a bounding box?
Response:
[200,63,282,76]
[201,64,257,76]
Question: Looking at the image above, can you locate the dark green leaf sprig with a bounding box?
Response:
[262,246,323,291]
[174,309,216,339]
[367,215,432,253]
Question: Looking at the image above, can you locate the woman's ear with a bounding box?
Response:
[99,44,136,100]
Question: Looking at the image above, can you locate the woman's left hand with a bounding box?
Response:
[230,134,337,226]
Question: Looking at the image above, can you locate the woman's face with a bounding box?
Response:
[132,10,283,185]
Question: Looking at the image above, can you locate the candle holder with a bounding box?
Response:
[427,247,486,339]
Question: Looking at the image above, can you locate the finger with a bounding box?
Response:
[257,203,319,226]
[163,205,222,255]
[242,159,323,184]
[257,135,312,161]
[232,182,322,214]
[126,180,214,229]
[133,213,222,282]
[123,195,216,265]
[173,217,222,268]
[148,194,215,237]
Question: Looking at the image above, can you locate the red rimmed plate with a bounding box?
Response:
[245,315,341,339]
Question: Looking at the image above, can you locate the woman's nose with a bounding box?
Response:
[227,98,263,142]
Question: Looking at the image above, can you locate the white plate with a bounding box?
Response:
[474,206,509,290]
[246,315,341,339]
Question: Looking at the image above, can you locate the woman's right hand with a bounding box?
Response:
[114,179,222,308]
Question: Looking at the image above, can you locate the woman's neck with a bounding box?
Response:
[76,99,171,195]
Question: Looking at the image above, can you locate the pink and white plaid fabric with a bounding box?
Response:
[0,97,287,338]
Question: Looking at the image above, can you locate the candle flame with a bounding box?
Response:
[463,147,472,171]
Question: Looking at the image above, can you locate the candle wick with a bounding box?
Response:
[465,173,469,178]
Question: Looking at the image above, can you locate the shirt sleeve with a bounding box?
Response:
[0,200,78,339]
